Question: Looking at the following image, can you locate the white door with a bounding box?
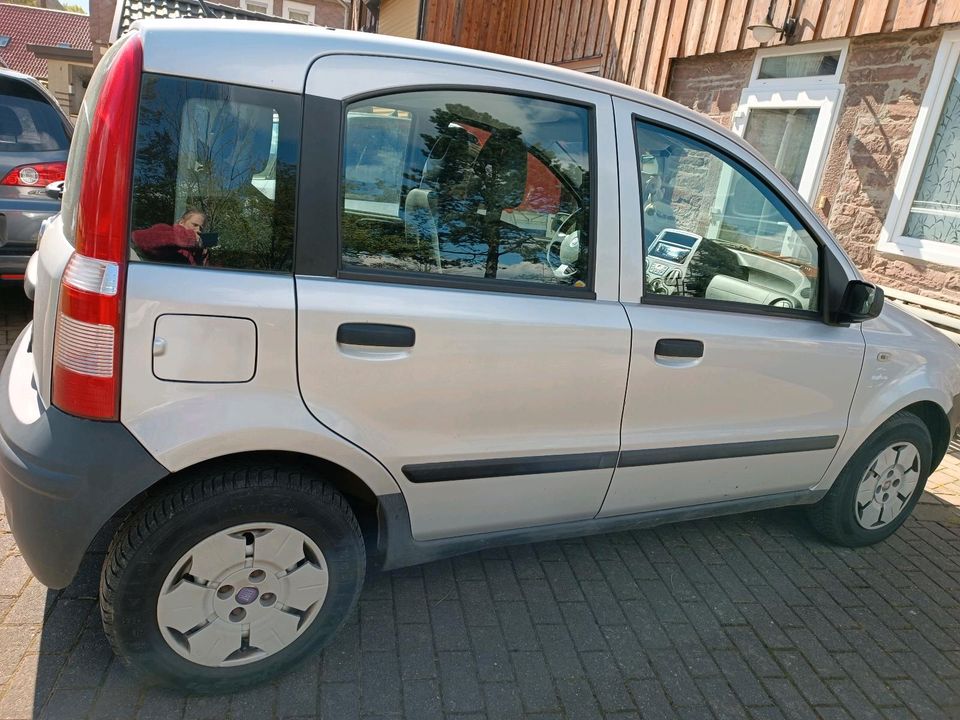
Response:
[602,99,865,517]
[296,57,630,540]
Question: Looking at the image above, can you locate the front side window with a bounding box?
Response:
[636,121,819,312]
[341,90,592,290]
[130,74,300,272]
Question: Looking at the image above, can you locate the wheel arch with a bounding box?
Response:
[96,450,394,566]
[900,400,951,471]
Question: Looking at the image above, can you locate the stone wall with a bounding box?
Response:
[667,25,960,305]
[820,27,951,299]
[665,50,753,129]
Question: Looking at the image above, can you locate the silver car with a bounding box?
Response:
[2,20,960,692]
[0,68,70,282]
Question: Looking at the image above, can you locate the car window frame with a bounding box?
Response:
[127,73,303,276]
[631,113,830,322]
[297,84,600,301]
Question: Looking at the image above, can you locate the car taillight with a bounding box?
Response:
[0,162,67,187]
[52,34,141,421]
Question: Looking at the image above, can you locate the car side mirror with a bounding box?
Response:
[836,280,884,323]
[45,180,64,200]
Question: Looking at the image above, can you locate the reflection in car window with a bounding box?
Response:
[129,74,300,272]
[341,90,592,289]
[636,121,819,312]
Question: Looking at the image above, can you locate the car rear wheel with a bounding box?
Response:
[808,411,932,547]
[100,464,365,693]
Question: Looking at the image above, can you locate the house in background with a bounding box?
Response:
[352,0,960,315]
[0,2,93,118]
[88,0,350,65]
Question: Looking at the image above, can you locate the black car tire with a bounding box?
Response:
[808,411,932,547]
[100,463,365,693]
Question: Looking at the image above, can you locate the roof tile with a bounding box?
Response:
[0,3,91,79]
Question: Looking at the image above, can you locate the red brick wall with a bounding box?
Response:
[667,26,960,304]
[314,0,346,26]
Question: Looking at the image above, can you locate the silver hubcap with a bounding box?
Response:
[156,522,328,667]
[855,442,921,530]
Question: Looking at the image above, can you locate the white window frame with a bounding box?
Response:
[731,40,848,204]
[241,0,273,15]
[282,0,315,23]
[878,29,960,268]
[749,39,849,88]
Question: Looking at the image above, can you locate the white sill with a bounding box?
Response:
[876,238,960,269]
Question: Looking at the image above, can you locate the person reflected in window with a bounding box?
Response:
[132,209,208,266]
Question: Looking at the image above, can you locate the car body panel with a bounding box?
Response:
[119,262,403,498]
[294,54,629,540]
[602,96,868,516]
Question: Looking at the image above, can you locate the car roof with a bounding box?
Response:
[135,19,684,115]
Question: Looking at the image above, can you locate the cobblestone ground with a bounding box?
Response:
[2,286,960,719]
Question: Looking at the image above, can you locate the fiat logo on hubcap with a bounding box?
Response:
[236,586,259,605]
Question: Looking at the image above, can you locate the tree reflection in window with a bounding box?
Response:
[342,91,592,289]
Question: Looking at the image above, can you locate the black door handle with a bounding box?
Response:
[655,338,703,358]
[337,323,415,348]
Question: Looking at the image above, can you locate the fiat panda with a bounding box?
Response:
[2,20,959,692]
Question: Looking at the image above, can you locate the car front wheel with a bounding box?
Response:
[100,464,365,693]
[808,411,932,547]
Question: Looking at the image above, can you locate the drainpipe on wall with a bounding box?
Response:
[416,0,426,39]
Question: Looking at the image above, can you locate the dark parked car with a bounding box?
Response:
[0,68,71,283]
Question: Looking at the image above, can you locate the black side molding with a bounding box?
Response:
[619,435,838,467]
[402,435,839,483]
[337,323,415,348]
[404,451,618,483]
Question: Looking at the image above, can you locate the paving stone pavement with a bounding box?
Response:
[3,285,960,719]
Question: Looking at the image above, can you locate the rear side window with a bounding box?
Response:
[341,90,593,291]
[0,76,69,153]
[130,74,300,272]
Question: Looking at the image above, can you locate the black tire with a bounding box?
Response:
[100,463,365,693]
[808,411,932,547]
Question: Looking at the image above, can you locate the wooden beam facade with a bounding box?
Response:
[418,0,956,93]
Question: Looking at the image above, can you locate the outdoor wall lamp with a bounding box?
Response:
[748,0,798,43]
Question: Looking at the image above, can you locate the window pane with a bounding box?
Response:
[742,107,818,188]
[289,10,309,22]
[341,90,592,289]
[0,76,69,152]
[636,121,819,311]
[130,74,300,272]
[903,61,960,246]
[758,51,840,79]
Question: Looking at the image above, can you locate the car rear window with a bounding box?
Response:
[0,76,69,153]
[129,74,301,273]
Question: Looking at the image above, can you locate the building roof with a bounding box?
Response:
[112,0,296,41]
[0,3,92,79]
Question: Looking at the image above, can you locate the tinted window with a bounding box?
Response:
[341,90,592,290]
[0,76,69,153]
[636,121,819,312]
[130,74,300,272]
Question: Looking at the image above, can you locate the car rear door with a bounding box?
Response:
[601,98,865,517]
[296,56,630,540]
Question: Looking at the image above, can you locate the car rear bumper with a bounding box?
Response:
[0,325,168,588]
[0,253,29,279]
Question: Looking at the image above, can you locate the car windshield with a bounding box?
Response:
[0,75,69,153]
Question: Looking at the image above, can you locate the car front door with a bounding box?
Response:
[296,56,630,540]
[601,98,865,517]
